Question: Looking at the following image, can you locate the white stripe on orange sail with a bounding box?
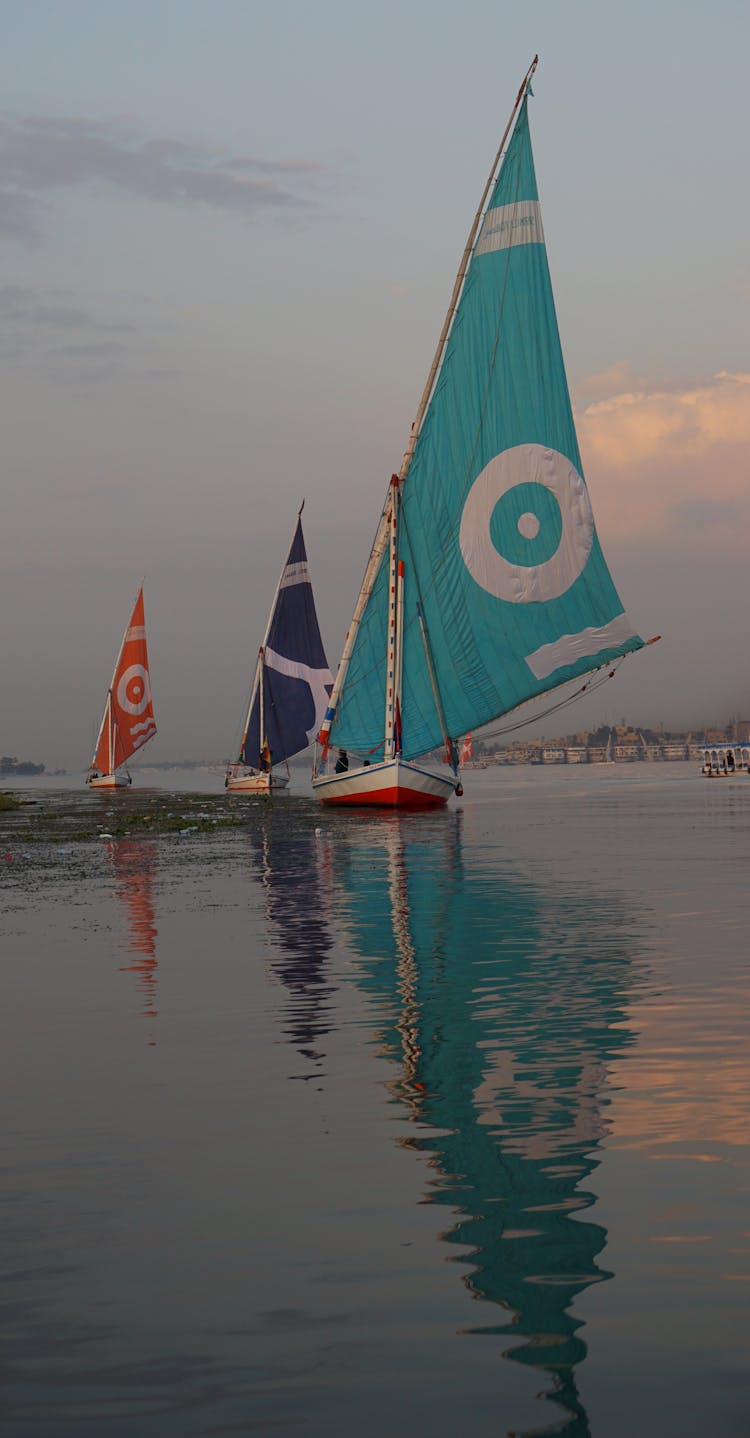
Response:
[131,723,157,751]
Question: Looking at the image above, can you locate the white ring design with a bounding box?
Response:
[459,444,594,604]
[117,663,151,716]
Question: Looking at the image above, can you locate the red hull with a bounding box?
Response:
[321,783,449,810]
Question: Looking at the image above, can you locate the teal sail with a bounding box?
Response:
[329,88,643,762]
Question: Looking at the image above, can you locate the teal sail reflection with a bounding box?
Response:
[333,813,639,1438]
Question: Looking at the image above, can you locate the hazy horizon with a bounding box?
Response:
[1,2,748,768]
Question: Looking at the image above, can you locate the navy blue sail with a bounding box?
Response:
[240,514,333,769]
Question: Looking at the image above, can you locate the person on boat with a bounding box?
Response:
[259,740,272,774]
[335,749,349,773]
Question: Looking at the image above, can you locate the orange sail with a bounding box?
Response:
[92,587,157,774]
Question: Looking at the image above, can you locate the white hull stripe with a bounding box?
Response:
[313,758,456,800]
[279,561,310,589]
[525,614,638,681]
[227,772,289,791]
[475,199,544,256]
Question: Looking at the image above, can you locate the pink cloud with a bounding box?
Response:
[577,370,750,549]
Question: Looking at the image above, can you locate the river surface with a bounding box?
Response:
[1,764,748,1436]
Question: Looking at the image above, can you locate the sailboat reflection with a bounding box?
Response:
[333,812,638,1438]
[107,839,159,1032]
[246,813,335,1068]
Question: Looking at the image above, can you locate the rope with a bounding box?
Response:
[477,659,625,743]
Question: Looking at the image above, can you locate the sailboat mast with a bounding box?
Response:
[384,477,402,758]
[318,57,538,756]
[239,509,303,765]
[398,54,538,484]
[240,647,264,761]
[318,489,392,753]
[259,649,265,765]
[108,692,114,775]
[91,584,144,771]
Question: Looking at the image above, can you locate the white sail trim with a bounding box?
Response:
[131,721,157,751]
[264,646,333,742]
[475,199,544,255]
[525,614,638,681]
[279,561,310,589]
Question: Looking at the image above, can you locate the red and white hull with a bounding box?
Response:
[312,757,456,809]
[226,769,289,794]
[88,772,131,790]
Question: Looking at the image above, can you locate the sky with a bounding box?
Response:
[0,0,748,768]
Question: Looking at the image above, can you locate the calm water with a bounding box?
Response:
[1,765,748,1436]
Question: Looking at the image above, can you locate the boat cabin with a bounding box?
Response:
[701,745,750,777]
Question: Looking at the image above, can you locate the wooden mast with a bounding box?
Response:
[259,648,266,774]
[317,57,539,762]
[384,477,401,759]
[236,508,303,774]
[398,54,538,484]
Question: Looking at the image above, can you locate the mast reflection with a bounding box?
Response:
[334,811,639,1438]
[245,812,335,1068]
[108,839,159,1036]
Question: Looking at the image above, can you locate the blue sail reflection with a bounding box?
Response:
[332,812,640,1438]
[245,817,336,1068]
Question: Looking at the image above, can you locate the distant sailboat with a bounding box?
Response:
[226,506,333,794]
[313,57,651,809]
[88,586,157,789]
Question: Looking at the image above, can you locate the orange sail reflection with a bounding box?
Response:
[108,839,159,1028]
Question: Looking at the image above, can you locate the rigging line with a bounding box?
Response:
[334,67,538,727]
[399,496,453,748]
[265,665,298,768]
[399,56,538,484]
[478,660,625,742]
[483,668,621,742]
[403,102,531,611]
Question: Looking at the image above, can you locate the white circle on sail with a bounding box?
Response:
[117,663,151,716]
[518,511,540,539]
[459,444,594,603]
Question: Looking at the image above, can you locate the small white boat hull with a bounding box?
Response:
[88,772,131,790]
[313,757,457,809]
[226,770,289,794]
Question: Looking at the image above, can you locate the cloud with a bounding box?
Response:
[0,283,132,331]
[577,370,750,549]
[0,283,158,383]
[0,114,328,243]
